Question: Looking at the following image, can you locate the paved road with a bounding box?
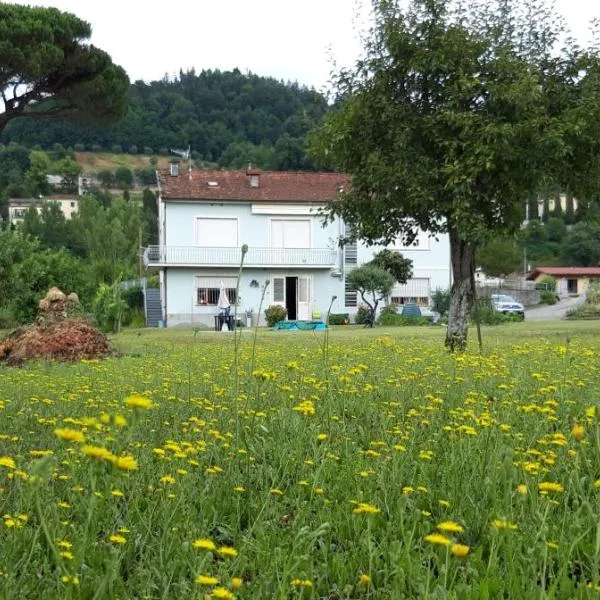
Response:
[525,295,585,321]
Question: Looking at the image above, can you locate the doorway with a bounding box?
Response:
[285,277,298,320]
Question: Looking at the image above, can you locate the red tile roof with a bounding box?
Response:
[157,169,349,203]
[526,266,600,280]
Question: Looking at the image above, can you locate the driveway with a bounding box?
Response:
[525,295,585,321]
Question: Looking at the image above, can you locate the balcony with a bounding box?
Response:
[143,245,338,269]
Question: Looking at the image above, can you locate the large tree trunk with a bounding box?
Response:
[445,228,477,352]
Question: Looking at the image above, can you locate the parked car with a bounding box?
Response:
[490,294,525,319]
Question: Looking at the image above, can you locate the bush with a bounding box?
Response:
[73,143,85,152]
[144,147,154,156]
[122,286,144,311]
[587,280,600,304]
[128,145,138,155]
[328,313,350,325]
[264,304,287,327]
[535,275,556,292]
[539,290,557,305]
[354,305,371,325]
[91,144,102,153]
[378,313,431,326]
[431,288,451,316]
[111,144,122,154]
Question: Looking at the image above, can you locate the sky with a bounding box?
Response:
[20,0,600,92]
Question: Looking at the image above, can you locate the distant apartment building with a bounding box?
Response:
[8,195,79,225]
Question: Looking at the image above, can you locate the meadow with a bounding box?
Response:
[0,322,599,599]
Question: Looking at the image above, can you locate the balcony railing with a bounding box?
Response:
[143,245,338,268]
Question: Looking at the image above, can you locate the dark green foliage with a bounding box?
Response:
[264,304,287,327]
[539,290,557,305]
[2,69,327,170]
[368,249,412,284]
[115,167,133,189]
[560,222,600,266]
[346,264,395,327]
[431,288,451,317]
[0,4,129,132]
[477,236,522,277]
[354,305,371,325]
[328,313,350,325]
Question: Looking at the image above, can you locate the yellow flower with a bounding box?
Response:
[111,455,138,471]
[436,520,464,533]
[424,533,451,546]
[59,551,74,560]
[594,479,600,488]
[359,573,371,586]
[195,575,220,586]
[516,484,528,495]
[114,415,128,427]
[54,428,85,444]
[451,543,470,557]
[82,445,114,461]
[291,579,313,587]
[56,540,72,549]
[538,481,563,493]
[217,546,238,558]
[0,456,15,469]
[109,534,127,544]
[231,578,243,589]
[233,486,245,493]
[193,538,216,551]
[317,433,328,441]
[211,588,236,599]
[571,424,585,441]
[491,519,518,530]
[270,488,283,495]
[124,394,153,409]
[545,541,559,549]
[160,475,175,484]
[111,489,124,497]
[352,502,381,515]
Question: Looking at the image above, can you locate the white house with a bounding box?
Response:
[8,195,79,225]
[143,166,451,327]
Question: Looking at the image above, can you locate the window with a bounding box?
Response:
[196,218,238,247]
[270,219,310,248]
[196,277,237,306]
[390,278,430,306]
[344,279,357,307]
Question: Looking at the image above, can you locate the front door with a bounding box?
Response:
[271,275,311,320]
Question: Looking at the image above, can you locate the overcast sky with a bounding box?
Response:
[22,0,600,92]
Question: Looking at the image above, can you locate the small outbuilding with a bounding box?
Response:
[526,267,600,295]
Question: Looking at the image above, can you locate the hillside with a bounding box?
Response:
[1,69,329,171]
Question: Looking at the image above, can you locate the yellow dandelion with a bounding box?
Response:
[352,502,381,515]
[436,520,464,533]
[59,551,74,560]
[359,573,371,586]
[82,445,114,461]
[109,534,127,544]
[0,456,16,469]
[56,540,72,549]
[217,546,238,558]
[111,455,138,471]
[193,538,216,551]
[538,481,563,493]
[317,433,328,441]
[231,577,243,589]
[491,519,518,530]
[571,424,585,441]
[211,588,236,599]
[195,575,220,586]
[291,579,313,587]
[424,533,451,546]
[451,543,470,557]
[111,489,124,497]
[516,484,528,495]
[54,428,85,444]
[124,394,153,409]
[270,488,283,495]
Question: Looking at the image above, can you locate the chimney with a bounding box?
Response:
[246,168,260,188]
[169,161,180,177]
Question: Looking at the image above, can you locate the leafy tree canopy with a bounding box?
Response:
[346,263,395,326]
[0,4,129,131]
[310,0,600,350]
[368,249,413,284]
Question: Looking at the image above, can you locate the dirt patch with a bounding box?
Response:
[0,288,115,366]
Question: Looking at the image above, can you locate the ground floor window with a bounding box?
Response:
[390,296,429,306]
[390,278,430,306]
[196,277,237,306]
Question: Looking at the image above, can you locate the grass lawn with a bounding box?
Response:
[1,322,599,598]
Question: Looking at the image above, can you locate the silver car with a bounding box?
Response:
[490,294,525,319]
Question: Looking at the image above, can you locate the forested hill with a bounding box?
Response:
[1,69,329,170]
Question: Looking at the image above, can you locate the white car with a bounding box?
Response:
[490,294,525,319]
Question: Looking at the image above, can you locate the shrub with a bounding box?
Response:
[328,313,350,325]
[539,290,557,305]
[587,280,600,304]
[122,286,144,311]
[378,313,431,326]
[144,146,154,156]
[431,288,451,316]
[128,145,138,155]
[535,275,556,292]
[355,305,371,325]
[264,304,287,327]
[73,143,85,152]
[91,144,102,153]
[111,144,122,154]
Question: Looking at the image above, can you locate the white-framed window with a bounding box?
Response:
[196,276,238,306]
[344,279,357,307]
[270,218,310,248]
[195,217,239,247]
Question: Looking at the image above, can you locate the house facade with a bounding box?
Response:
[526,267,600,295]
[144,167,451,327]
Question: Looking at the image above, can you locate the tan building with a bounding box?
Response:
[8,195,79,225]
[526,267,600,295]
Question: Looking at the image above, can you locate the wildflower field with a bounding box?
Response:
[1,323,599,599]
